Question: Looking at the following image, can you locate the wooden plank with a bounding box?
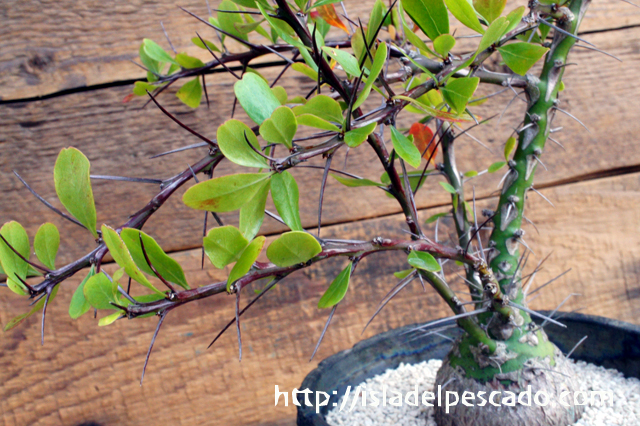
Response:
[1,0,639,100]
[0,171,638,426]
[1,27,639,264]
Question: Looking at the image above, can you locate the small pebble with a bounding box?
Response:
[326,359,640,426]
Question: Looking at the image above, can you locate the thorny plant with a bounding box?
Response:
[0,0,623,415]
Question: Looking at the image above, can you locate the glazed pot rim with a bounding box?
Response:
[297,311,640,425]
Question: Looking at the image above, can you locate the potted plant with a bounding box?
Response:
[1,0,637,425]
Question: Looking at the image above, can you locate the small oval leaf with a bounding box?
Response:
[218,119,269,168]
[318,263,351,308]
[227,236,266,291]
[204,226,250,269]
[407,251,441,272]
[34,223,59,270]
[101,225,162,295]
[183,173,272,213]
[271,171,303,231]
[234,73,282,124]
[266,231,322,267]
[54,147,98,238]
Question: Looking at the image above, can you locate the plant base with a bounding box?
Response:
[434,344,584,426]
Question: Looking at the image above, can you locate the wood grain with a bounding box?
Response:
[1,0,639,100]
[2,27,640,264]
[1,171,639,426]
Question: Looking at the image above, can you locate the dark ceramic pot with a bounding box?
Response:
[297,312,640,426]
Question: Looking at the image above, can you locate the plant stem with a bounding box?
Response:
[488,0,590,311]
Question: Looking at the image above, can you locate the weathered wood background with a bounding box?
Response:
[1,1,639,425]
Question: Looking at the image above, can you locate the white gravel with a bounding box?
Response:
[326,359,640,426]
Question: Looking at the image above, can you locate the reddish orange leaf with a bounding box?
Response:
[409,122,438,164]
[317,4,350,34]
[122,93,135,103]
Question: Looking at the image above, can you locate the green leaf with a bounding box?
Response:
[407,251,441,272]
[444,0,485,34]
[0,221,30,296]
[34,223,59,270]
[231,0,269,8]
[175,53,205,69]
[433,34,456,57]
[390,125,421,168]
[234,72,282,124]
[101,225,162,295]
[296,114,341,132]
[503,6,526,35]
[488,161,506,173]
[272,86,288,105]
[321,46,361,77]
[133,81,159,96]
[234,19,265,35]
[120,229,190,290]
[473,0,506,23]
[498,42,549,76]
[140,43,161,78]
[440,181,457,193]
[257,3,306,51]
[83,272,119,310]
[270,171,303,231]
[267,231,322,267]
[353,42,387,110]
[425,212,448,224]
[394,267,415,279]
[344,122,377,148]
[259,106,297,149]
[176,78,202,109]
[504,136,517,159]
[227,236,266,291]
[311,0,342,8]
[218,119,268,168]
[477,17,509,53]
[367,0,385,45]
[183,173,272,212]
[318,263,351,308]
[217,0,249,42]
[143,39,178,65]
[402,0,449,40]
[54,147,98,238]
[203,226,249,269]
[441,77,480,114]
[292,95,343,123]
[4,285,59,331]
[291,62,319,80]
[69,266,95,319]
[98,311,122,326]
[191,36,221,52]
[331,174,385,188]
[464,170,479,177]
[239,179,270,241]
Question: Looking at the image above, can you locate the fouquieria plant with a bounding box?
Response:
[1,0,613,424]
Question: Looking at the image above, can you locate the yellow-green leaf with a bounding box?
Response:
[227,236,266,291]
[183,173,272,212]
[34,223,59,270]
[54,147,98,238]
[218,119,269,168]
[0,221,30,296]
[120,228,190,290]
[176,78,202,109]
[203,226,249,269]
[101,225,162,295]
[318,263,351,308]
[234,72,282,124]
[266,231,322,267]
